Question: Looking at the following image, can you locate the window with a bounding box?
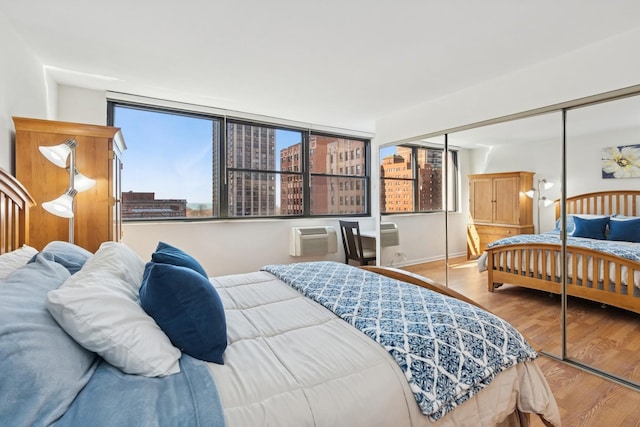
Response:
[109,102,370,219]
[379,145,458,213]
[308,134,368,215]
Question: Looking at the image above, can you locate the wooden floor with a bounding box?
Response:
[402,257,640,427]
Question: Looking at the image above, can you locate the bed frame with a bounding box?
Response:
[0,167,35,254]
[486,190,640,314]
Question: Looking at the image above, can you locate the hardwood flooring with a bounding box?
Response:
[401,257,640,427]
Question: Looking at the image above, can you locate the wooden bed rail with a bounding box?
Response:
[361,265,485,309]
[487,243,640,314]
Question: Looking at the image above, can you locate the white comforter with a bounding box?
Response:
[207,271,560,427]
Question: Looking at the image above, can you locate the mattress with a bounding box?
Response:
[208,270,560,426]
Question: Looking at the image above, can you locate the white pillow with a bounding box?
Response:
[0,245,38,280]
[47,242,181,377]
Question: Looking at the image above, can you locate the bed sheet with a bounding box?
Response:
[207,270,560,427]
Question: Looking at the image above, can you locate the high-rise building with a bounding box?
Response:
[279,136,366,215]
[280,143,303,215]
[227,123,277,216]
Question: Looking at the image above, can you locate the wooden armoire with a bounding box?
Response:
[13,117,125,253]
[467,171,534,259]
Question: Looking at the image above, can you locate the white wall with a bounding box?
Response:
[122,218,373,276]
[57,85,107,125]
[375,28,640,145]
[0,11,48,173]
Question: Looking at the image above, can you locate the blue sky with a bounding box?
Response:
[114,107,302,204]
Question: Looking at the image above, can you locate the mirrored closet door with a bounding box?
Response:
[447,112,564,358]
[379,86,640,388]
[378,135,449,283]
[564,94,640,385]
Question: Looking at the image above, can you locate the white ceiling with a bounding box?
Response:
[2,0,640,133]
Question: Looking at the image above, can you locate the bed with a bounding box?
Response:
[0,167,560,426]
[483,190,640,314]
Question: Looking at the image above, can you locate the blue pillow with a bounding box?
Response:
[572,216,609,240]
[32,240,93,275]
[0,254,98,426]
[607,217,640,243]
[139,262,226,364]
[151,242,207,277]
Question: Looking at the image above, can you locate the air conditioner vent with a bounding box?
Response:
[289,226,338,256]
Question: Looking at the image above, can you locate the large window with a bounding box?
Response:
[379,145,458,213]
[109,102,370,220]
[308,134,368,215]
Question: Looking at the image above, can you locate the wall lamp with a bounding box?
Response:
[525,178,555,233]
[39,138,95,243]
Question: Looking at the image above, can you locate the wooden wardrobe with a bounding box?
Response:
[13,117,125,253]
[467,171,534,259]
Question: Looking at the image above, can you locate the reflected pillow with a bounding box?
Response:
[553,214,609,236]
[572,216,609,240]
[140,262,227,364]
[607,217,640,243]
[151,242,208,278]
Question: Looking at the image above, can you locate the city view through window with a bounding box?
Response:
[112,105,369,219]
[379,145,453,212]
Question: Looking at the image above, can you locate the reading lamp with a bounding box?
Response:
[39,138,95,243]
[525,178,555,233]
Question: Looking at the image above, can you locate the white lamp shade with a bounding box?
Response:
[525,189,535,198]
[74,171,96,192]
[39,143,72,168]
[42,190,76,218]
[541,180,554,190]
[540,196,554,207]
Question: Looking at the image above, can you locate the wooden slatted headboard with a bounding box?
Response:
[0,167,35,254]
[554,190,640,219]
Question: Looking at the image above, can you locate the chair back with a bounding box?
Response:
[339,220,375,265]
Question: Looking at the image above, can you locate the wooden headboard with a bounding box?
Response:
[554,190,640,219]
[0,167,35,254]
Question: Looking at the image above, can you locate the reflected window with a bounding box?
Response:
[380,145,458,213]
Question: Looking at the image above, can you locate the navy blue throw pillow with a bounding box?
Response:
[607,218,640,243]
[571,216,609,240]
[139,262,226,364]
[151,242,208,278]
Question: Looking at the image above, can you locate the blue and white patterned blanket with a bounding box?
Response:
[262,261,538,421]
[487,233,640,263]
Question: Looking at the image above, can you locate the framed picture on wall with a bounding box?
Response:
[601,144,640,179]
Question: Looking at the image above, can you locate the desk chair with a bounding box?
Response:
[339,220,376,266]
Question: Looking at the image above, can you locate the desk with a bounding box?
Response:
[360,223,399,247]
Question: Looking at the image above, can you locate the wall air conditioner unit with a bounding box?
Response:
[289,226,338,257]
[380,222,400,247]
